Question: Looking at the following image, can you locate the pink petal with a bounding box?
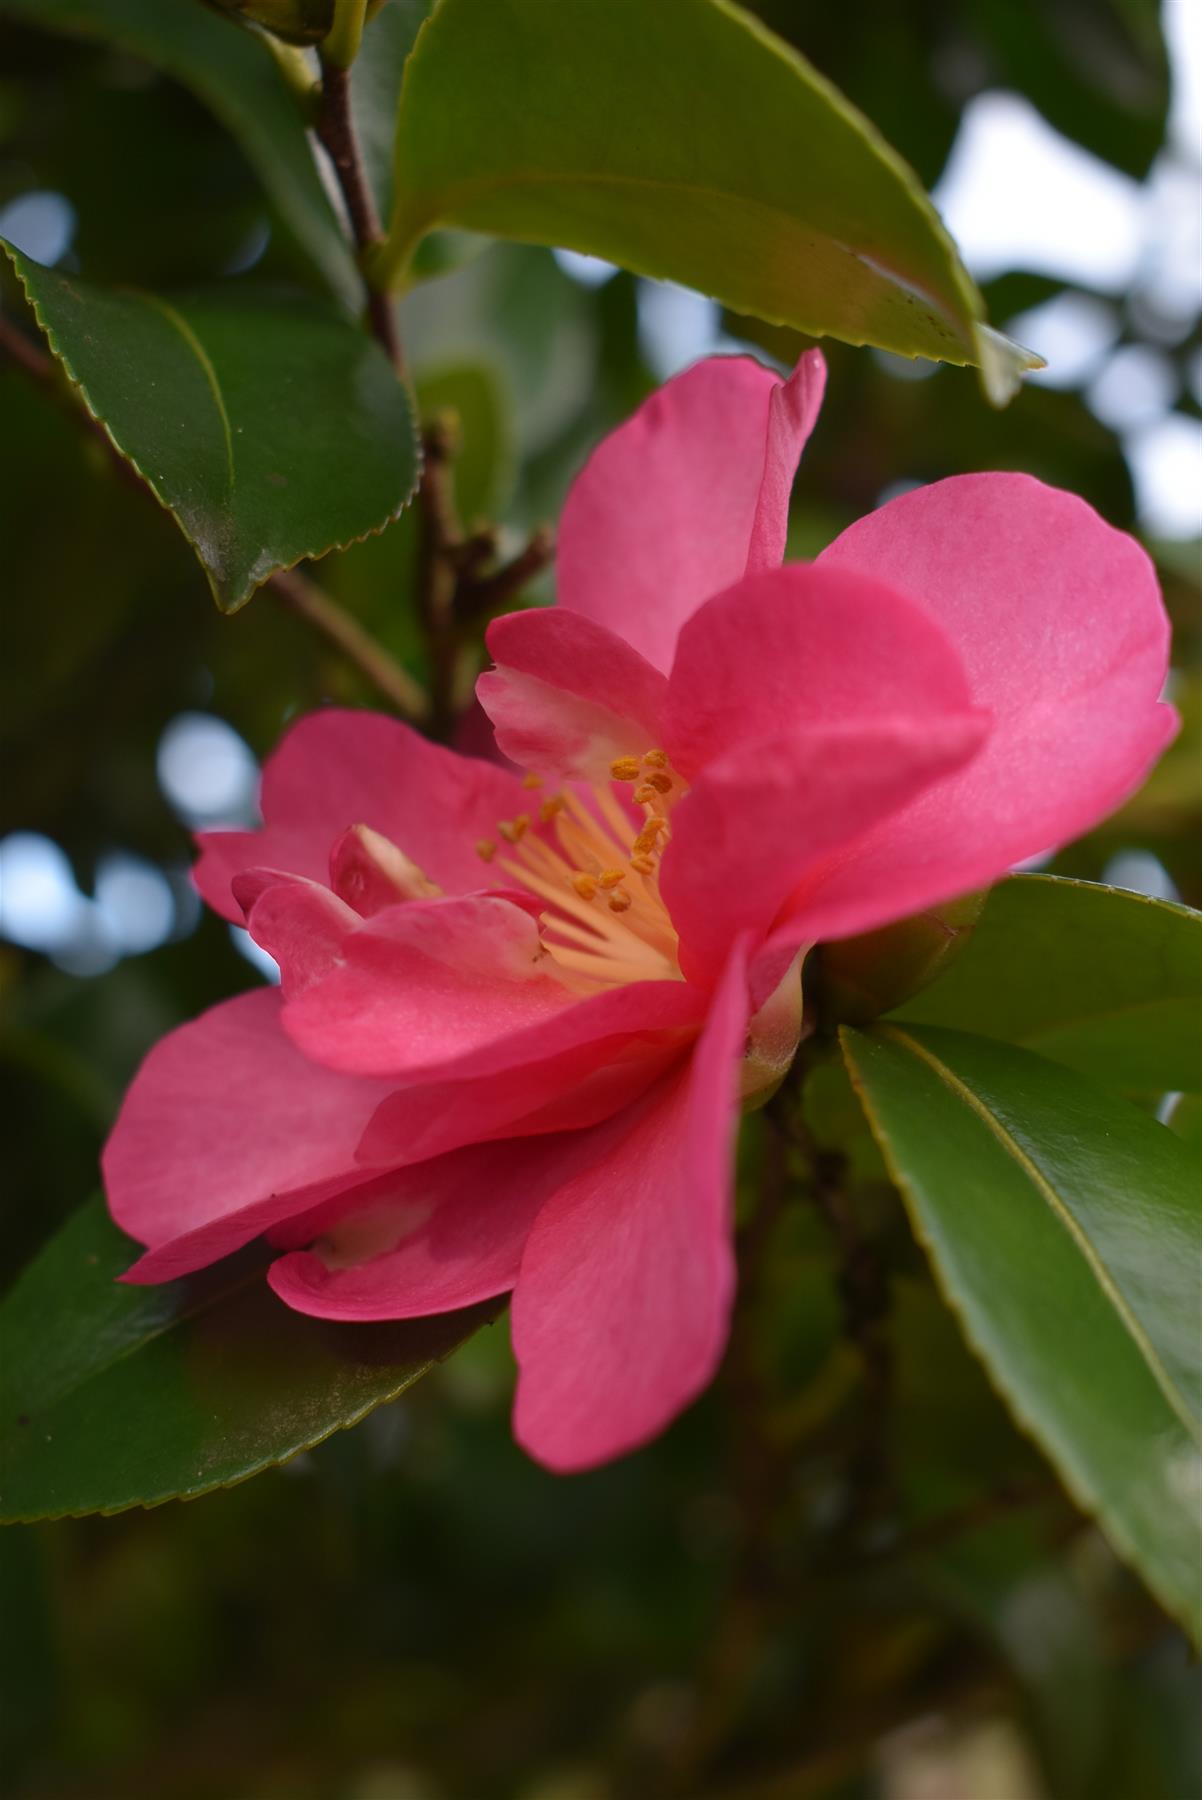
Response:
[268,1122,631,1321]
[662,562,977,779]
[280,891,705,1081]
[103,990,395,1281]
[661,715,987,985]
[510,940,751,1473]
[239,873,359,997]
[279,894,572,1076]
[557,352,826,672]
[194,709,525,921]
[808,474,1177,924]
[357,1027,693,1169]
[477,608,669,780]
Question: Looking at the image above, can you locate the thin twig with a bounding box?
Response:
[310,59,555,737]
[269,567,428,721]
[767,1089,894,1527]
[0,308,427,720]
[457,524,556,620]
[314,57,402,371]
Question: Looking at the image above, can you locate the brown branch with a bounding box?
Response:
[0,307,427,720]
[457,524,556,620]
[314,58,403,372]
[269,568,428,722]
[766,1090,894,1528]
[311,63,554,737]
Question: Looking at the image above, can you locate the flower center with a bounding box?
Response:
[476,749,684,992]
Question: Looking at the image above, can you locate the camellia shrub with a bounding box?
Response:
[1,2,1198,1796]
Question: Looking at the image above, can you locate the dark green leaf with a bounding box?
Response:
[842,1022,1202,1642]
[3,244,419,610]
[0,0,359,304]
[379,0,1037,398]
[0,1197,491,1521]
[895,875,1202,1095]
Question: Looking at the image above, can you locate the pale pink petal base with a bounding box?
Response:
[478,609,669,781]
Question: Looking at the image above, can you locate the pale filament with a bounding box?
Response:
[488,748,684,991]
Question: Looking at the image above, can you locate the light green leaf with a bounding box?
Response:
[4,244,419,610]
[0,0,359,305]
[842,1022,1202,1642]
[379,0,1037,396]
[0,1197,491,1521]
[895,875,1202,1095]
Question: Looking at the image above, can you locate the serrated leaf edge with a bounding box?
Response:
[840,1024,1202,1646]
[2,242,422,613]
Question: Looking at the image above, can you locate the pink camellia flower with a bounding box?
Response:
[103,352,1175,1472]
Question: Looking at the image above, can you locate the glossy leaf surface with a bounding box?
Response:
[4,244,419,609]
[896,875,1202,1094]
[0,0,358,303]
[0,1197,491,1521]
[842,1022,1202,1642]
[382,0,1034,395]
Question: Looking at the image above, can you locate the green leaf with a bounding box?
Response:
[895,875,1202,1095]
[352,0,436,220]
[0,1197,491,1521]
[841,1022,1202,1642]
[379,0,1038,398]
[3,244,419,610]
[0,0,358,305]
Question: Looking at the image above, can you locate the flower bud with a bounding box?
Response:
[201,0,335,46]
[812,889,988,1027]
[741,950,805,1109]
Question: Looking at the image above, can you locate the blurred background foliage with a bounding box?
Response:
[0,0,1199,1795]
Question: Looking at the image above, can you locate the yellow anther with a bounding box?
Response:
[522,772,544,789]
[540,793,566,823]
[476,838,497,863]
[633,783,659,805]
[609,756,641,782]
[597,868,626,890]
[571,873,599,900]
[642,769,672,794]
[498,814,530,844]
[630,854,657,876]
[642,748,669,768]
[607,890,633,913]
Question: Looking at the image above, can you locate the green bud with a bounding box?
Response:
[201,0,335,47]
[812,889,988,1026]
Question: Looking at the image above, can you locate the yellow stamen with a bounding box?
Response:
[597,868,626,890]
[642,748,669,768]
[571,873,599,900]
[607,890,633,913]
[476,838,497,862]
[497,813,530,844]
[642,769,672,794]
[540,793,566,822]
[630,854,657,876]
[609,756,641,782]
[633,783,659,805]
[522,771,544,789]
